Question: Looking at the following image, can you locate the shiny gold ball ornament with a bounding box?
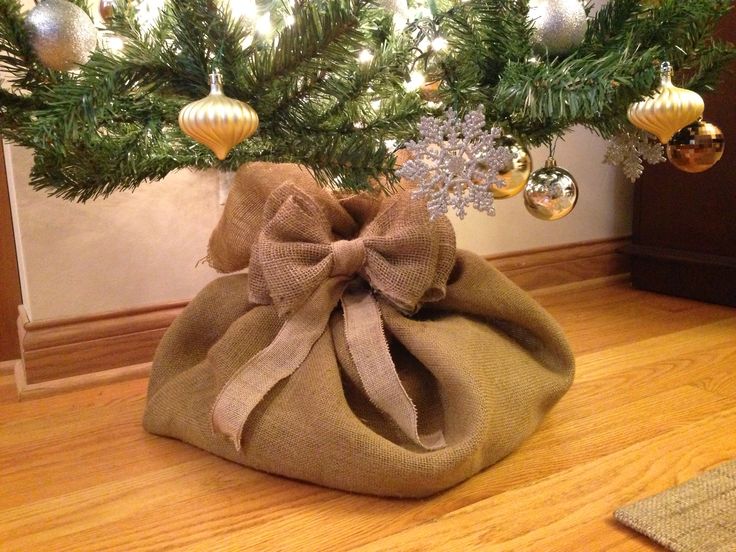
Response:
[666,118,725,173]
[99,0,116,23]
[492,135,532,199]
[627,62,704,144]
[528,0,588,56]
[24,0,98,71]
[523,156,579,221]
[178,73,259,160]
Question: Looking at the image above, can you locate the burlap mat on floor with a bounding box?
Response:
[614,459,736,552]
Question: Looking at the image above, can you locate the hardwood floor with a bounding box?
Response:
[1,278,734,551]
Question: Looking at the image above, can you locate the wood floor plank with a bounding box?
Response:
[348,405,736,552]
[537,282,735,355]
[0,280,734,551]
[0,372,17,404]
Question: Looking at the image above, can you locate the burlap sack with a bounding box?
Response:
[143,163,575,498]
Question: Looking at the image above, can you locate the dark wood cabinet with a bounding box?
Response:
[627,10,736,307]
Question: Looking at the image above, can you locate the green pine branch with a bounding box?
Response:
[0,0,733,200]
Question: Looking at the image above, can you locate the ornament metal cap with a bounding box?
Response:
[209,71,223,93]
[544,156,558,169]
[660,61,674,79]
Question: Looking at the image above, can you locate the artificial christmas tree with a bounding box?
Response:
[0,0,732,213]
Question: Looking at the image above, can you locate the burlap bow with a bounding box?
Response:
[210,166,456,452]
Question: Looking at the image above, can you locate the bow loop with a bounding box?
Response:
[361,192,456,314]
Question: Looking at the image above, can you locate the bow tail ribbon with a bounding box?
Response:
[341,290,446,450]
[211,281,446,452]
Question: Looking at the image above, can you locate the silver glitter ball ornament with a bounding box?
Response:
[25,0,98,71]
[523,156,579,221]
[528,0,587,57]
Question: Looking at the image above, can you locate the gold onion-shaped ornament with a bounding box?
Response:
[627,62,704,144]
[178,73,259,160]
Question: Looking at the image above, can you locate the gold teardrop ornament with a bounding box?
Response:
[178,73,259,160]
[627,62,704,144]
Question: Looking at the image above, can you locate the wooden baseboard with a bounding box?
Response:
[0,359,17,375]
[14,360,151,401]
[17,300,186,386]
[487,237,630,291]
[14,237,630,397]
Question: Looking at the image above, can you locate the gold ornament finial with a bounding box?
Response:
[627,61,704,144]
[178,72,259,160]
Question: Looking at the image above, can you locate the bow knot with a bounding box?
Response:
[331,239,366,277]
[210,177,456,453]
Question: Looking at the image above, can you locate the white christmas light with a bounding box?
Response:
[103,34,125,52]
[358,49,374,63]
[431,36,448,51]
[136,0,165,32]
[405,70,426,92]
[284,14,295,27]
[256,13,272,36]
[225,0,258,21]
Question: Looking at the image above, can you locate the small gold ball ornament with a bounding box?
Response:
[492,135,532,199]
[627,62,704,144]
[178,72,259,160]
[523,156,578,221]
[99,0,116,23]
[666,118,725,173]
[24,0,98,71]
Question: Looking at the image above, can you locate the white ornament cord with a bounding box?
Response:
[397,107,512,220]
[218,170,235,205]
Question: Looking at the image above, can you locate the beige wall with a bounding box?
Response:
[6,144,222,321]
[6,0,630,322]
[6,126,631,322]
[450,126,632,253]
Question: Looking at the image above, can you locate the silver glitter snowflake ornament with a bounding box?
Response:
[604,130,665,182]
[397,106,512,220]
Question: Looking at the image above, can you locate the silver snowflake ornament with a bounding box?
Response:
[604,130,665,182]
[397,106,512,220]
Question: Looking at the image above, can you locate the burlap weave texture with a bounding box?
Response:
[143,163,575,498]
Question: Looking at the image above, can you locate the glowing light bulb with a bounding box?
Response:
[357,49,374,63]
[136,0,165,32]
[370,99,382,111]
[431,36,448,51]
[284,14,295,27]
[405,71,426,92]
[105,34,124,51]
[226,0,257,20]
[256,13,272,35]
